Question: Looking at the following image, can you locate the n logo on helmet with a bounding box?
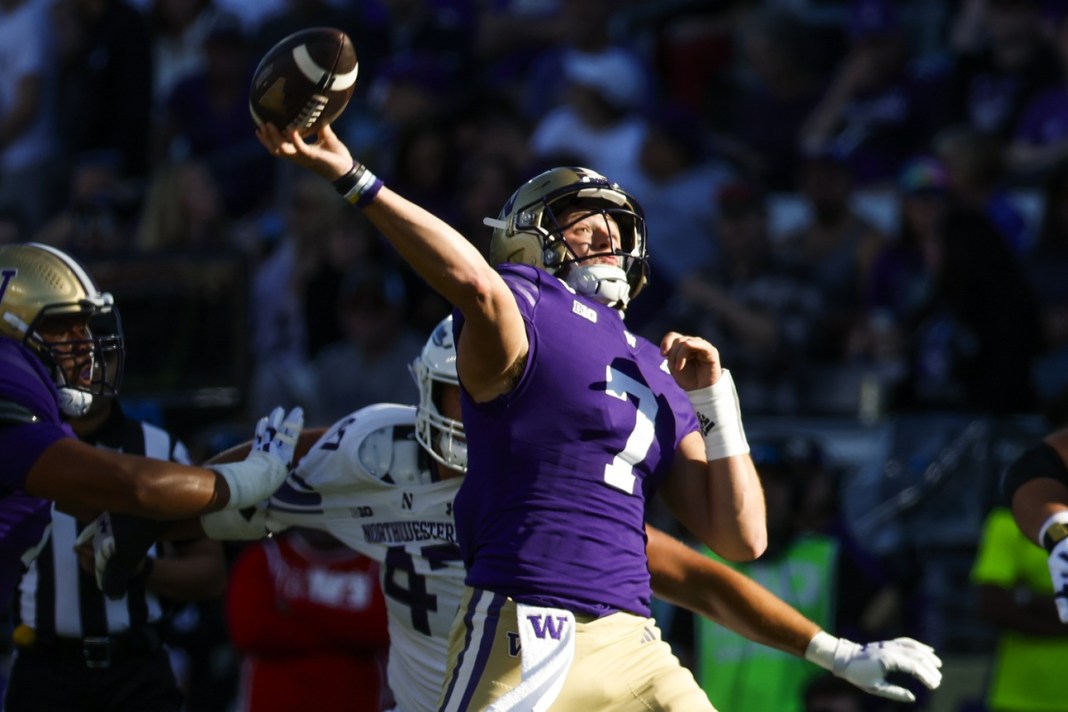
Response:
[0,269,15,303]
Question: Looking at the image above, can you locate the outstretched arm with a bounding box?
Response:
[647,524,814,654]
[646,525,943,703]
[256,123,526,402]
[27,407,302,520]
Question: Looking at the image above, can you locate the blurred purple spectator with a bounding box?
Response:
[800,0,947,187]
[161,13,274,218]
[947,0,1060,140]
[0,0,59,234]
[522,0,652,122]
[778,145,888,360]
[658,180,826,414]
[52,0,154,184]
[721,7,823,191]
[1007,12,1068,181]
[935,125,1031,254]
[629,104,735,289]
[1021,159,1068,419]
[528,47,651,191]
[146,0,224,107]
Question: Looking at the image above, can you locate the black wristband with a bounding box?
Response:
[332,162,384,206]
[332,162,361,194]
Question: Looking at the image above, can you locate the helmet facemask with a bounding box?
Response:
[486,167,649,310]
[410,316,467,474]
[23,302,125,418]
[542,199,647,309]
[0,243,125,418]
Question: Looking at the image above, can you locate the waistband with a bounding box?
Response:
[13,624,164,669]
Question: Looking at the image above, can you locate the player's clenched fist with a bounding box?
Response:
[660,332,722,392]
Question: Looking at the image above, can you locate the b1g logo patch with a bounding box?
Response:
[0,269,16,302]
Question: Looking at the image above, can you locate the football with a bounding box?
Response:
[249,27,358,136]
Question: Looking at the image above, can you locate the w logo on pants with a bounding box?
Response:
[527,614,568,640]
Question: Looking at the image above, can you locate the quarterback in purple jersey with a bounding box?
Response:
[259,123,766,709]
[0,243,302,609]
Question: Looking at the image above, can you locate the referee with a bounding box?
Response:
[4,314,227,711]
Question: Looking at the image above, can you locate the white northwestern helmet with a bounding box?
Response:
[484,166,648,310]
[411,315,467,472]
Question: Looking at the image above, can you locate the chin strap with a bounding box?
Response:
[564,264,631,309]
[58,388,93,418]
[436,432,468,471]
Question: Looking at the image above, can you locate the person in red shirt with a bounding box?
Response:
[226,527,390,711]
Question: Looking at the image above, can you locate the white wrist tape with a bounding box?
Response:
[686,369,749,460]
[201,507,268,541]
[210,452,285,510]
[805,630,845,672]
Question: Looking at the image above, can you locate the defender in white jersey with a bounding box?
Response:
[189,317,941,711]
[266,402,465,712]
[209,317,470,712]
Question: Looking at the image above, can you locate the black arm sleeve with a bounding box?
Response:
[1003,442,1068,502]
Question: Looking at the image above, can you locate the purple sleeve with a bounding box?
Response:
[0,340,73,490]
[0,422,71,491]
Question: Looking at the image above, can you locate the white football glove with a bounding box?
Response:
[75,513,115,593]
[211,406,303,509]
[1048,538,1068,623]
[805,631,943,703]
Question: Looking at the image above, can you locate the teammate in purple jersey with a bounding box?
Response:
[259,120,766,709]
[0,243,302,609]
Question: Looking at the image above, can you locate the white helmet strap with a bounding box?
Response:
[564,264,631,309]
[58,387,93,418]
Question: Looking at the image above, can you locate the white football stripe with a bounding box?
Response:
[292,44,359,90]
[330,62,359,91]
[292,44,328,84]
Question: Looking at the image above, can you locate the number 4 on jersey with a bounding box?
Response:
[384,543,462,635]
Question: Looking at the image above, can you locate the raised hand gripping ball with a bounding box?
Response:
[249,27,358,136]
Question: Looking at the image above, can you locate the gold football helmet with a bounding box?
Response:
[0,243,123,416]
[484,166,648,309]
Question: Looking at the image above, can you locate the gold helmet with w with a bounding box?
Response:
[484,166,648,309]
[0,243,123,416]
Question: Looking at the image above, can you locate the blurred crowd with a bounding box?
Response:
[3,0,1068,709]
[3,0,1068,429]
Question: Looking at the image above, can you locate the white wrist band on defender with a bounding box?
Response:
[686,369,750,460]
[211,454,284,510]
[804,630,841,671]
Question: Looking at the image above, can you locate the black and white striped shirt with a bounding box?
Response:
[16,402,191,638]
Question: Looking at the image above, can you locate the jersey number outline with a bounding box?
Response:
[384,543,462,635]
[319,415,357,451]
[603,365,658,494]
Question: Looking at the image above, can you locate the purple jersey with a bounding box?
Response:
[453,265,698,618]
[0,339,73,490]
[0,338,70,607]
